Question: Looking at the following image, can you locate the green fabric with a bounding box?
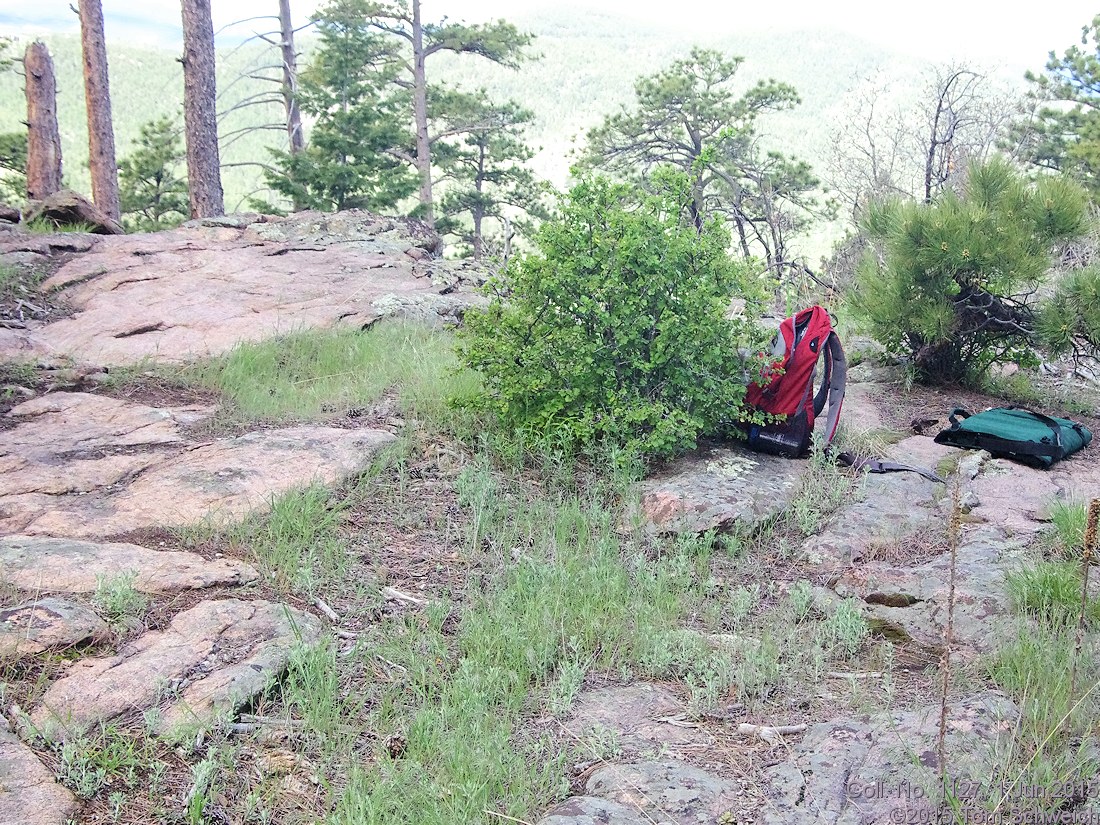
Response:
[934,407,1092,469]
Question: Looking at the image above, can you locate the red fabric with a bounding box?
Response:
[745,305,834,430]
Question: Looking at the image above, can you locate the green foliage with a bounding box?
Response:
[118,117,188,231]
[58,724,159,800]
[458,173,766,459]
[1014,16,1100,195]
[0,130,26,204]
[1049,500,1087,556]
[987,622,1099,794]
[176,473,376,596]
[433,90,549,258]
[1036,266,1100,361]
[276,0,536,228]
[819,598,869,657]
[265,0,417,212]
[332,476,701,823]
[787,441,858,535]
[852,158,1090,384]
[0,39,20,204]
[579,47,822,269]
[354,1,536,233]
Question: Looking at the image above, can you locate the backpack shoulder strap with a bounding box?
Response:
[836,450,946,484]
[817,331,846,447]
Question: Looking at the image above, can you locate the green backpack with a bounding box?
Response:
[934,407,1093,469]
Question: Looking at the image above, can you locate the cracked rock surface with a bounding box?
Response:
[636,444,804,535]
[0,392,395,538]
[760,692,1018,825]
[0,535,257,593]
[28,599,322,742]
[0,597,108,657]
[0,716,78,825]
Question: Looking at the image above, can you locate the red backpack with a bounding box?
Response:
[743,305,846,457]
[740,305,944,482]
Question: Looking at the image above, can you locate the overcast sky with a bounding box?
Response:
[0,0,1096,68]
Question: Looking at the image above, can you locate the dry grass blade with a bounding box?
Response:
[1070,498,1099,697]
[936,477,962,813]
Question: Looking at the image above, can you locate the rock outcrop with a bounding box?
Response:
[0,598,108,657]
[28,599,322,742]
[1,392,395,538]
[0,210,486,367]
[0,716,78,825]
[636,445,804,535]
[0,536,257,593]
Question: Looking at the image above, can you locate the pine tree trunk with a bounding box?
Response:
[472,142,486,259]
[79,0,121,222]
[278,0,304,157]
[24,42,63,202]
[180,0,224,218]
[411,0,434,228]
[278,0,305,212]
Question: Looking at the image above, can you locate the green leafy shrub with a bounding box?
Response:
[457,173,766,459]
[852,159,1090,384]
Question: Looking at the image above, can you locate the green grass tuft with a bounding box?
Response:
[91,572,148,628]
[1049,500,1088,558]
[178,482,349,593]
[21,217,99,234]
[1005,561,1100,627]
[985,621,1100,802]
[181,321,481,430]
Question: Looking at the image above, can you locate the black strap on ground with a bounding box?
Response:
[834,449,946,484]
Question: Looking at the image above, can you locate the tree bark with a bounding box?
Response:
[79,0,121,222]
[412,0,434,227]
[24,42,63,202]
[278,0,304,157]
[278,0,305,212]
[180,0,224,218]
[472,142,486,259]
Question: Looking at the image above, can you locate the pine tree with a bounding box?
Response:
[853,158,1091,383]
[579,47,821,271]
[265,0,416,212]
[180,0,224,218]
[353,0,532,227]
[118,118,189,231]
[433,91,548,259]
[0,40,27,204]
[1013,16,1100,195]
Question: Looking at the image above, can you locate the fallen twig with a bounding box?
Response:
[826,671,884,679]
[15,298,46,315]
[736,723,808,744]
[376,654,408,673]
[239,714,307,727]
[313,597,340,623]
[484,812,533,825]
[332,627,358,640]
[657,714,701,728]
[382,586,425,606]
[228,716,355,735]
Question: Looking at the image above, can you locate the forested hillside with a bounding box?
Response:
[0,7,1027,256]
